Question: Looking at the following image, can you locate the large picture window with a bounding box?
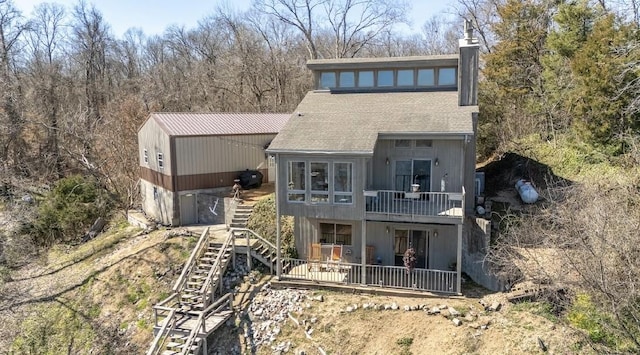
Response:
[288,161,306,202]
[310,162,329,203]
[334,162,353,204]
[319,223,352,245]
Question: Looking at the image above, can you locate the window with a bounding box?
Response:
[310,162,329,203]
[415,139,432,148]
[377,70,393,87]
[438,68,456,86]
[417,68,435,86]
[153,186,158,200]
[395,139,411,148]
[334,162,353,204]
[319,72,336,89]
[397,69,414,86]
[157,153,164,169]
[143,149,148,164]
[288,161,306,202]
[358,71,374,87]
[339,71,355,87]
[319,223,352,245]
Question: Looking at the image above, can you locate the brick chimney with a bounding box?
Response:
[458,20,479,106]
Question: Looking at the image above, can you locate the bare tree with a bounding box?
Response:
[253,0,409,58]
[25,2,67,178]
[0,0,29,173]
[455,0,500,53]
[488,180,640,350]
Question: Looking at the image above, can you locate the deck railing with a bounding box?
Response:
[147,308,177,355]
[199,231,234,307]
[366,264,457,293]
[282,258,458,294]
[173,227,210,292]
[180,293,233,355]
[364,189,464,220]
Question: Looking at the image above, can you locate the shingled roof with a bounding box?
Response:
[267,91,477,155]
[147,112,290,136]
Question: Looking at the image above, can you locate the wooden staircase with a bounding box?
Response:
[148,226,291,355]
[230,228,291,275]
[229,204,252,229]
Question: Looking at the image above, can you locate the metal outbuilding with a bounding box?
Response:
[137,112,289,225]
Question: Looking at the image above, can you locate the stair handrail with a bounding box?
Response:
[229,227,277,251]
[180,292,233,355]
[198,230,234,299]
[146,308,177,355]
[173,227,210,292]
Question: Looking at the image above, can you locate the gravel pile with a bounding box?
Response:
[244,284,309,352]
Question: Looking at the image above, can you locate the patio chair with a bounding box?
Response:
[308,243,322,271]
[331,244,343,262]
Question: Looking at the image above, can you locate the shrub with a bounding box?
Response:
[30,175,115,246]
[246,194,296,258]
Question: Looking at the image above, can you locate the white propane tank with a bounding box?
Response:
[515,179,539,204]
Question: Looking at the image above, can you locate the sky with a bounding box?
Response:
[14,0,454,38]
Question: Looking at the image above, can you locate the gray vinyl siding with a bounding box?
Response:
[138,118,172,174]
[175,134,275,176]
[464,114,478,212]
[370,138,465,193]
[277,154,366,220]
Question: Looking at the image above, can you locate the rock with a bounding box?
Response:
[440,309,451,318]
[403,305,411,311]
[352,304,358,311]
[313,295,324,302]
[452,318,462,326]
[363,303,370,310]
[428,307,441,315]
[345,306,354,313]
[439,304,448,309]
[448,307,461,317]
[480,325,488,330]
[411,305,418,311]
[489,302,502,312]
[464,314,475,322]
[468,322,480,329]
[391,303,399,310]
[310,317,318,324]
[254,308,264,317]
[384,304,391,310]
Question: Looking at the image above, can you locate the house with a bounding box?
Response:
[138,112,289,226]
[267,24,479,294]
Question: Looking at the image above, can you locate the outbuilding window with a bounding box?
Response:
[157,153,164,169]
[143,149,148,164]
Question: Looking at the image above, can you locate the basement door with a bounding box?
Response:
[179,194,197,225]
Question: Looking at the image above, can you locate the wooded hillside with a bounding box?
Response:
[1,0,640,352]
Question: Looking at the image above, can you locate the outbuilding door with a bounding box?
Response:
[179,194,197,225]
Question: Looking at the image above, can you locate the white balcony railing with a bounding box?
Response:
[364,189,464,220]
[282,258,458,294]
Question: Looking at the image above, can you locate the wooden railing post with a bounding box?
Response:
[246,231,252,272]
